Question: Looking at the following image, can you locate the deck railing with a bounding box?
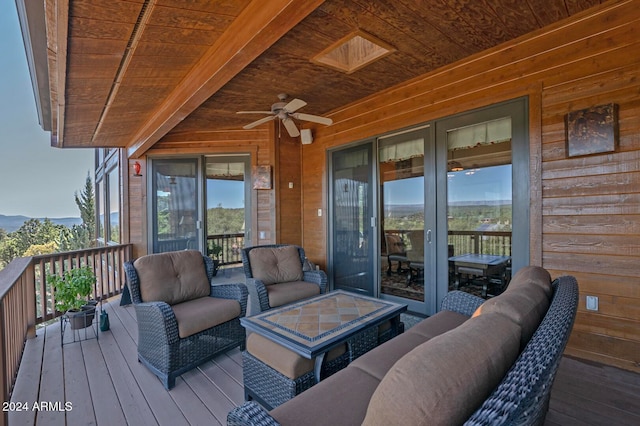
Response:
[384,229,512,257]
[0,244,132,424]
[448,230,512,256]
[206,233,245,266]
[155,233,245,267]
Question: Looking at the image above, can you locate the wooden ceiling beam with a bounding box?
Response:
[127,0,325,158]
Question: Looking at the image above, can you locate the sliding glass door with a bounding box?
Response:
[205,156,251,266]
[150,158,201,253]
[435,98,529,310]
[378,127,432,312]
[329,143,375,295]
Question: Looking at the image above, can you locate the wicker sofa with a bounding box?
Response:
[228,266,578,426]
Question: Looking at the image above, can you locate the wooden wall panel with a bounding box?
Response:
[275,129,302,245]
[300,0,640,371]
[126,157,146,259]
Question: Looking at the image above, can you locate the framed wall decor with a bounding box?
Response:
[565,103,618,157]
[252,165,272,189]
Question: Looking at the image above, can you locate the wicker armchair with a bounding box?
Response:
[124,250,248,389]
[241,244,327,313]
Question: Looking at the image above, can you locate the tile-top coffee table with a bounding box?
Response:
[241,290,407,382]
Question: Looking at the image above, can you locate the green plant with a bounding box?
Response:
[209,243,223,259]
[49,266,96,312]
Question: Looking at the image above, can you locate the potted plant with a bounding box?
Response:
[50,266,97,329]
[208,243,223,276]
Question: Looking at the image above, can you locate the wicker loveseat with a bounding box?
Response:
[241,244,327,313]
[124,250,248,389]
[228,266,578,425]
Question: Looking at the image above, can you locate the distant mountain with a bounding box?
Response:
[0,214,82,233]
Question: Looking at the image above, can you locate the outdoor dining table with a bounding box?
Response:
[449,253,511,297]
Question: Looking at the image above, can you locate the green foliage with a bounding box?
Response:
[207,205,244,234]
[0,218,67,267]
[448,205,512,231]
[75,173,95,231]
[49,266,96,312]
[209,243,223,259]
[0,173,96,268]
[23,241,58,257]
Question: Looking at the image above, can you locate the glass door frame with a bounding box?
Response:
[434,97,529,312]
[376,125,435,314]
[148,156,204,253]
[148,154,253,256]
[327,141,377,296]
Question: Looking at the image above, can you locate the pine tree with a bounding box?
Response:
[75,172,95,232]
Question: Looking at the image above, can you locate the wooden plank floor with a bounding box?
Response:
[9,299,640,425]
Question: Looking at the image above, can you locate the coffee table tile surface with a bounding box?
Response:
[242,290,406,351]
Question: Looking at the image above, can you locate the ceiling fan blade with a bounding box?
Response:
[243,115,276,129]
[282,117,300,137]
[283,98,307,113]
[291,113,333,126]
[236,111,273,115]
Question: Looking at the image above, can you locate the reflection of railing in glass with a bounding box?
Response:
[448,230,512,256]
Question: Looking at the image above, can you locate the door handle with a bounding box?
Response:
[426,229,432,243]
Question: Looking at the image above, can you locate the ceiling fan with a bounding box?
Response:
[237,94,333,137]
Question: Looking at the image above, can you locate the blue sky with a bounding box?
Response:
[384,164,512,205]
[0,3,94,218]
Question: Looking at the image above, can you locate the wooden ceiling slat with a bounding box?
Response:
[150,5,236,30]
[127,53,200,70]
[67,37,129,55]
[134,41,207,58]
[70,0,143,23]
[527,0,571,27]
[67,53,123,69]
[155,0,252,16]
[393,0,495,53]
[349,0,468,63]
[139,25,223,45]
[69,16,135,40]
[566,0,602,15]
[67,66,119,80]
[446,0,512,45]
[482,0,542,37]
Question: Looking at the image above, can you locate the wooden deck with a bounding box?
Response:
[9,299,640,426]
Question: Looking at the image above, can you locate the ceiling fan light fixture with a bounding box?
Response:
[238,94,332,138]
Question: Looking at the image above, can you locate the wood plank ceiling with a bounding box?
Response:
[56,0,603,155]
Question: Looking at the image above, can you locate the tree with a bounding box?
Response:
[0,219,66,266]
[75,173,95,232]
[60,173,96,250]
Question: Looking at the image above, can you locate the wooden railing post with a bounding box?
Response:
[25,264,36,339]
